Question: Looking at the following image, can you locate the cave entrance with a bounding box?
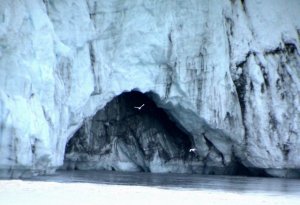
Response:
[63,90,197,173]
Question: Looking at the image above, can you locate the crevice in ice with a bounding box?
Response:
[232,52,254,148]
[8,135,19,164]
[162,63,174,100]
[257,61,270,88]
[264,42,298,56]
[42,106,54,129]
[224,14,234,73]
[240,0,246,13]
[268,112,278,131]
[42,0,50,15]
[89,43,96,69]
[162,30,175,100]
[233,52,252,118]
[89,42,101,95]
[282,143,291,161]
[260,83,265,93]
[87,0,97,28]
[56,57,73,96]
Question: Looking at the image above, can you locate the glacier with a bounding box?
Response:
[0,0,300,178]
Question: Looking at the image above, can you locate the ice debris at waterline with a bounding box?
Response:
[0,0,300,178]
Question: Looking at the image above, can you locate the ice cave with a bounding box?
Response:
[64,91,195,173]
[62,90,264,176]
[0,0,300,179]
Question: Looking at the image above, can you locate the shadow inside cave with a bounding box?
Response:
[62,90,271,177]
[63,90,198,173]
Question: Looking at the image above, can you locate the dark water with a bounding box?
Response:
[30,170,300,195]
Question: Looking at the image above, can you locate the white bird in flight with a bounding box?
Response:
[134,104,145,110]
[189,148,196,153]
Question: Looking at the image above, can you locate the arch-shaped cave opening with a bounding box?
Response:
[63,90,198,173]
[62,90,265,177]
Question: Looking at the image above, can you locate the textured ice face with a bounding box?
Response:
[0,0,300,178]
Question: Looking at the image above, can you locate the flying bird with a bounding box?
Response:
[189,148,196,153]
[134,104,145,110]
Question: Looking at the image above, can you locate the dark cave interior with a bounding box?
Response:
[117,90,194,151]
[64,90,272,177]
[64,90,196,171]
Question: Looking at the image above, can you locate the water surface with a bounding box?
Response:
[1,170,300,205]
[33,170,300,194]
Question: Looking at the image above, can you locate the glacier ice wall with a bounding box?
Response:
[0,0,299,178]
